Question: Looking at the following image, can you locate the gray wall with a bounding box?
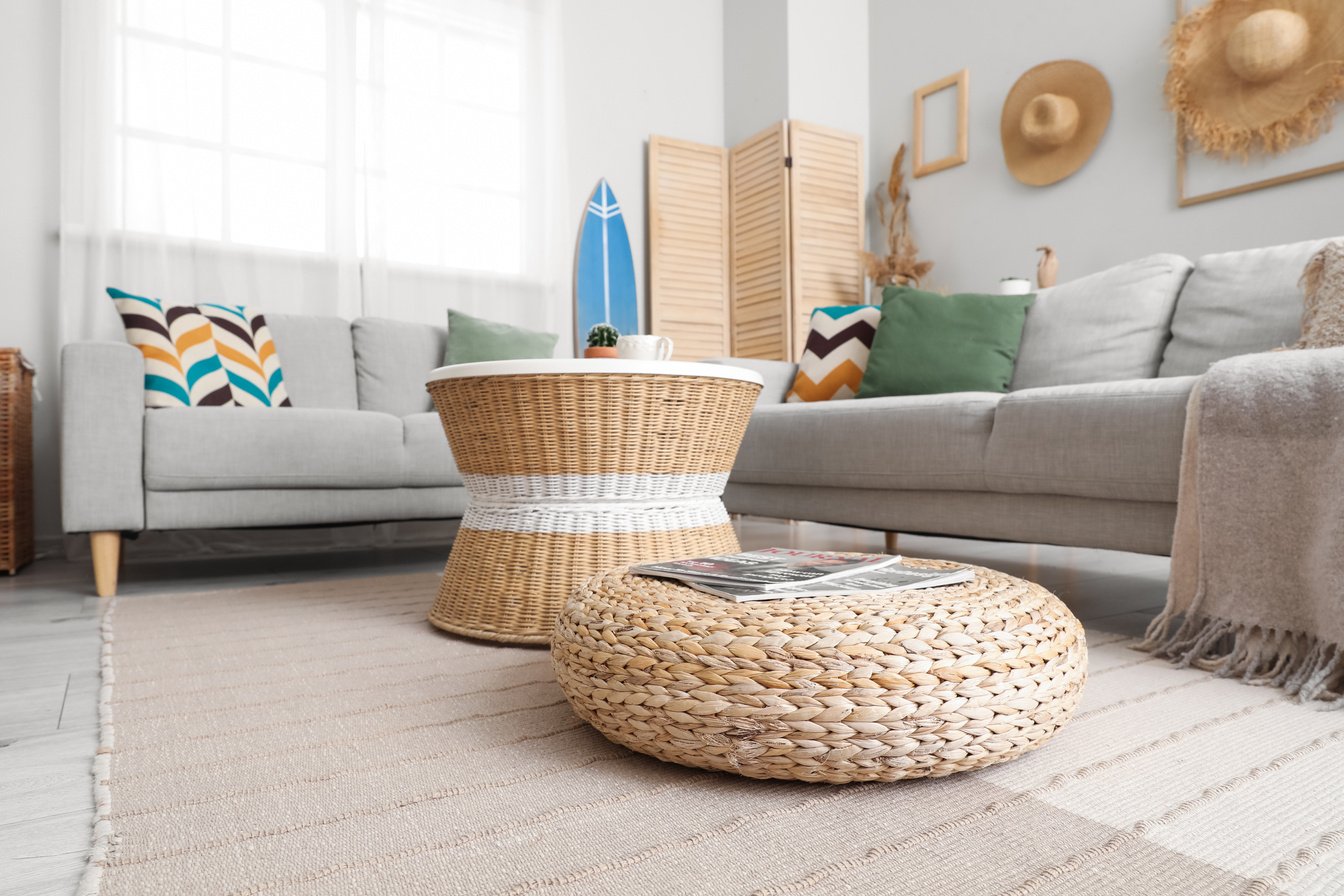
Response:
[564,0,726,339]
[724,0,868,153]
[724,0,789,146]
[0,0,60,545]
[867,0,1344,294]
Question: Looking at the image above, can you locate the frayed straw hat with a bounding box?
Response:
[1167,0,1344,158]
[1001,60,1113,186]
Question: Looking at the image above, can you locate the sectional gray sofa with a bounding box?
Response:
[714,236,1334,557]
[62,317,468,595]
[61,236,1331,596]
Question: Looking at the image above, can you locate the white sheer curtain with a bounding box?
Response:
[60,0,569,345]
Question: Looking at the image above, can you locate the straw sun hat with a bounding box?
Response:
[1167,0,1344,158]
[1000,60,1113,186]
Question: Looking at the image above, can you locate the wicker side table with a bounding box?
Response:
[553,562,1087,783]
[425,360,763,644]
[0,349,35,575]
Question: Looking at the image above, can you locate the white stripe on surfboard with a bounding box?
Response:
[601,181,611,324]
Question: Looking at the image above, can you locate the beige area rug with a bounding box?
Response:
[83,573,1344,895]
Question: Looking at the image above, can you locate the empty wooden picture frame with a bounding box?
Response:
[914,69,969,177]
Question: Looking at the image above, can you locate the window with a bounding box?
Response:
[112,0,536,276]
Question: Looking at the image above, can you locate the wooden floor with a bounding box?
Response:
[0,518,1170,896]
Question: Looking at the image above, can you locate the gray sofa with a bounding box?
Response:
[714,236,1335,557]
[61,236,1331,596]
[62,317,467,595]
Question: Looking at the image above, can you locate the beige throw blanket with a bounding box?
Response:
[1141,346,1344,705]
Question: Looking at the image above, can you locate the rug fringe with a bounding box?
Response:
[1139,612,1344,708]
[76,598,118,896]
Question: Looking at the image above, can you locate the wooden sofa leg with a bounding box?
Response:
[91,532,121,598]
[884,531,899,553]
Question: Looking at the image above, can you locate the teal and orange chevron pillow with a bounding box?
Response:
[785,305,882,402]
[107,290,292,408]
[108,288,234,407]
[197,304,292,408]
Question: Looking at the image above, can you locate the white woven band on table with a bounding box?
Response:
[461,472,731,503]
[462,498,730,534]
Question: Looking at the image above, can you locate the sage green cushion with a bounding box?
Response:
[443,309,558,365]
[857,287,1035,397]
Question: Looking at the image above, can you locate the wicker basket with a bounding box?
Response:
[0,349,35,575]
[425,363,761,644]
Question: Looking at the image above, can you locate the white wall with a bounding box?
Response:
[562,0,725,340]
[867,0,1344,294]
[0,0,60,545]
[0,0,728,543]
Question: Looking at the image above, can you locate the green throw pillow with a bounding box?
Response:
[443,309,558,365]
[857,287,1035,397]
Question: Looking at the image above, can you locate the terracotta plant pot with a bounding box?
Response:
[584,346,619,359]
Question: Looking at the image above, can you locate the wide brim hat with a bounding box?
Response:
[1001,60,1113,187]
[1167,0,1344,158]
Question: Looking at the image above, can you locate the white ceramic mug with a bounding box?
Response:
[616,334,673,361]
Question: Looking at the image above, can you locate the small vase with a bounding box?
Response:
[584,346,618,359]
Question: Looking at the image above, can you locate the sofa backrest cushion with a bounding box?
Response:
[1158,237,1334,377]
[265,314,359,409]
[352,317,446,416]
[1010,253,1193,390]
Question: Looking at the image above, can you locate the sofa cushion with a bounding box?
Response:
[859,288,1034,397]
[786,305,881,402]
[401,412,462,487]
[1011,254,1193,390]
[732,392,1003,491]
[145,407,404,490]
[352,318,446,417]
[1159,238,1336,377]
[265,315,359,409]
[985,376,1198,502]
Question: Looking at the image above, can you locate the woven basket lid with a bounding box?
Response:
[1167,0,1344,158]
[1000,60,1113,186]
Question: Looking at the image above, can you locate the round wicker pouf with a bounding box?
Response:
[552,562,1087,783]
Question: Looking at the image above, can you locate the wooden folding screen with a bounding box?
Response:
[647,136,731,360]
[648,121,863,362]
[786,122,866,361]
[728,123,792,360]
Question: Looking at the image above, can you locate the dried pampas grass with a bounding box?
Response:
[861,144,934,288]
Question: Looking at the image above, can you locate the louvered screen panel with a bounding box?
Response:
[647,136,730,361]
[787,122,865,361]
[728,122,791,360]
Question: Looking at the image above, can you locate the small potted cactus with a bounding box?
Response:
[584,323,620,359]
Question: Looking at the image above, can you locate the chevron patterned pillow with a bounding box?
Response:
[786,305,882,402]
[197,304,293,408]
[108,288,235,407]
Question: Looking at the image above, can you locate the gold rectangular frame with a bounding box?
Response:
[1175,0,1344,206]
[913,68,969,178]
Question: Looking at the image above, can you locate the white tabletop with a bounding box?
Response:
[426,359,765,386]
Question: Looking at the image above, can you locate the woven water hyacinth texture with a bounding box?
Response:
[786,305,881,402]
[86,572,1344,894]
[553,564,1087,783]
[196,304,292,407]
[107,288,234,407]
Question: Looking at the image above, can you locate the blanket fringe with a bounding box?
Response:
[1139,612,1344,708]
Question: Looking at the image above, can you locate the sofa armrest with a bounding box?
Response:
[702,357,798,406]
[61,342,145,533]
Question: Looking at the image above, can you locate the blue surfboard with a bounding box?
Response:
[574,179,639,351]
